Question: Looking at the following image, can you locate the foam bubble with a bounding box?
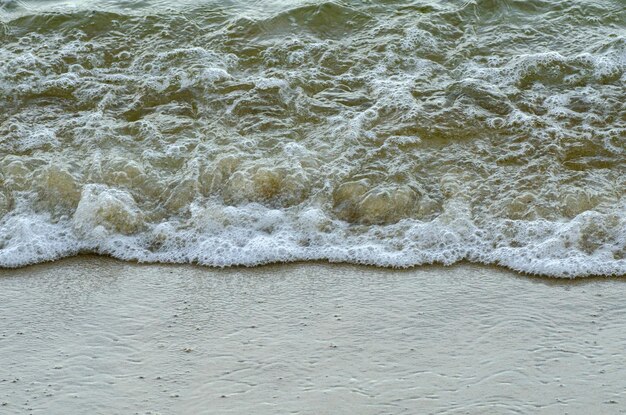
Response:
[73,185,145,236]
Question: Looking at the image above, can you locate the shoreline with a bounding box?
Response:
[2,254,625,281]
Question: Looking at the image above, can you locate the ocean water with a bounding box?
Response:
[0,0,624,276]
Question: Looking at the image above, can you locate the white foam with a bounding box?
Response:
[1,196,624,277]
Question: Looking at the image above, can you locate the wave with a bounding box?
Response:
[0,0,624,276]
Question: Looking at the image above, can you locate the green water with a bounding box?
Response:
[0,0,624,276]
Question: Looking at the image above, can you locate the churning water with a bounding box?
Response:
[0,0,624,276]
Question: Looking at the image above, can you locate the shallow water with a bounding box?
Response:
[0,0,624,276]
[1,258,626,414]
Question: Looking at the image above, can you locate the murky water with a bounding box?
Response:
[0,0,624,276]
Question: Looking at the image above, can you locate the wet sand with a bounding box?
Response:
[1,257,625,414]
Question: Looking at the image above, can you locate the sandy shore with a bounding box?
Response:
[1,257,625,414]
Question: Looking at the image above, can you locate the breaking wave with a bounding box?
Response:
[0,0,624,276]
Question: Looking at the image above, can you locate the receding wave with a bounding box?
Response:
[0,0,624,276]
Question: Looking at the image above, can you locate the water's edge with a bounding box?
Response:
[2,253,625,280]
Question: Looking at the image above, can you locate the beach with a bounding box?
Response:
[1,0,625,412]
[2,257,625,414]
